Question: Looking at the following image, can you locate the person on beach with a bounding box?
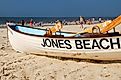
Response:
[55,20,63,32]
[79,16,86,30]
[80,23,83,30]
[30,19,33,27]
[21,20,25,26]
[6,20,16,26]
[44,20,63,36]
[98,17,102,23]
[6,20,9,26]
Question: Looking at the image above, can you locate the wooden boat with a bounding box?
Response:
[7,15,121,60]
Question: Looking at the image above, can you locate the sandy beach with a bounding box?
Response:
[1,26,121,80]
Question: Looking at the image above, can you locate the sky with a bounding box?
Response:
[0,0,121,17]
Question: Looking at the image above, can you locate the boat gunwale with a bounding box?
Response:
[7,25,121,39]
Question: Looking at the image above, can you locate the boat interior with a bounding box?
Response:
[9,25,121,38]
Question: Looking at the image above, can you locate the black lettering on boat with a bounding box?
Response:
[42,39,72,49]
[83,40,91,49]
[92,39,101,49]
[99,38,110,49]
[51,39,59,48]
[42,38,121,50]
[65,40,72,49]
[75,40,83,49]
[45,39,51,47]
[110,38,120,49]
[41,39,46,47]
[58,40,65,48]
[41,39,51,47]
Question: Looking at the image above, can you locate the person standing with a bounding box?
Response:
[30,19,33,27]
[21,20,25,26]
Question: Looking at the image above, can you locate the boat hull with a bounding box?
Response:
[8,26,121,60]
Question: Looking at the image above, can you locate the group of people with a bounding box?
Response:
[80,16,103,25]
[6,17,105,28]
[21,19,33,27]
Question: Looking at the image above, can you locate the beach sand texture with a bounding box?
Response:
[1,25,121,80]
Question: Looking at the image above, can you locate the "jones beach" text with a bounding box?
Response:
[41,38,120,50]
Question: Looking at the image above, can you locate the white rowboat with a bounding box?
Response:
[7,24,121,60]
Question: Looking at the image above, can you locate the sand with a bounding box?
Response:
[1,26,121,80]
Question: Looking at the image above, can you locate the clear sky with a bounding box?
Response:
[0,0,121,17]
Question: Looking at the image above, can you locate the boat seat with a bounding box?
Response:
[45,35,64,38]
[108,32,120,36]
